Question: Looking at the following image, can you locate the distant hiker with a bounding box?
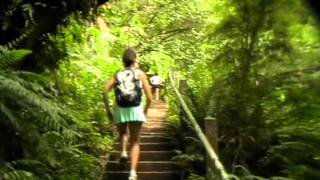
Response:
[149,73,162,100]
[104,48,153,180]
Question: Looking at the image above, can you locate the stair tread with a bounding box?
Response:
[115,142,170,145]
[107,161,178,163]
[140,135,169,137]
[109,150,176,161]
[104,100,180,179]
[105,171,180,180]
[107,171,179,173]
[111,150,174,153]
[106,161,180,171]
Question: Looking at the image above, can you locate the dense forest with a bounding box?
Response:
[1,0,320,179]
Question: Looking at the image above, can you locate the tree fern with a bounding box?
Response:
[0,49,83,179]
[0,74,65,131]
[0,49,76,138]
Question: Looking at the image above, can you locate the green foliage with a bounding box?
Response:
[173,0,320,179]
[0,48,113,179]
[157,0,320,179]
[0,49,66,131]
[187,173,205,180]
[0,49,31,68]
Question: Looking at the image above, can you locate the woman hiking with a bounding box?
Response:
[104,48,153,180]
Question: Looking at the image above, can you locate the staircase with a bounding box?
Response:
[104,100,180,180]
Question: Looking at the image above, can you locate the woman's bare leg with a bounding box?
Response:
[117,123,128,157]
[155,88,159,100]
[128,122,143,171]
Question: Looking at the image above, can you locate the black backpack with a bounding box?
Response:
[114,69,142,107]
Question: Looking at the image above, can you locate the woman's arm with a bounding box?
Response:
[103,77,116,119]
[140,72,153,114]
[104,76,116,95]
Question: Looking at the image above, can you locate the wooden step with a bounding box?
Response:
[104,100,180,180]
[149,105,168,109]
[109,151,175,161]
[142,127,167,133]
[147,115,167,119]
[115,142,172,151]
[143,125,166,129]
[147,111,168,116]
[147,109,168,113]
[141,142,171,151]
[144,122,168,127]
[140,132,167,136]
[113,136,169,144]
[147,108,167,114]
[106,161,179,171]
[104,171,180,180]
[146,117,167,121]
[146,120,167,124]
[140,135,169,143]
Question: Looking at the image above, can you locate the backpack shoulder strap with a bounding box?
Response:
[126,68,139,81]
[114,69,123,83]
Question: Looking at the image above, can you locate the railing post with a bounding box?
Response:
[178,79,188,93]
[171,71,179,87]
[205,116,218,153]
[205,116,219,180]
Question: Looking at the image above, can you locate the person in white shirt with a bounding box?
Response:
[149,73,161,100]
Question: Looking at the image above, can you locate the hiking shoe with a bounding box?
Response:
[128,174,137,180]
[119,154,128,164]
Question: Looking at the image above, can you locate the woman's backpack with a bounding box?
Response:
[114,69,142,107]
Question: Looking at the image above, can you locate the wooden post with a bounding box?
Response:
[171,72,179,87]
[179,79,188,93]
[205,116,218,153]
[205,116,219,180]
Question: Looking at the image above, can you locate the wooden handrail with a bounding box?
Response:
[168,73,229,180]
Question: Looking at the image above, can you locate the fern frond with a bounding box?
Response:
[269,176,295,180]
[275,124,320,135]
[42,131,69,145]
[0,70,46,95]
[234,165,251,175]
[2,171,36,180]
[0,102,18,128]
[0,74,65,131]
[232,165,268,180]
[11,159,44,171]
[228,174,242,180]
[248,175,268,180]
[62,129,80,142]
[0,49,32,69]
[10,71,49,84]
[271,141,317,153]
